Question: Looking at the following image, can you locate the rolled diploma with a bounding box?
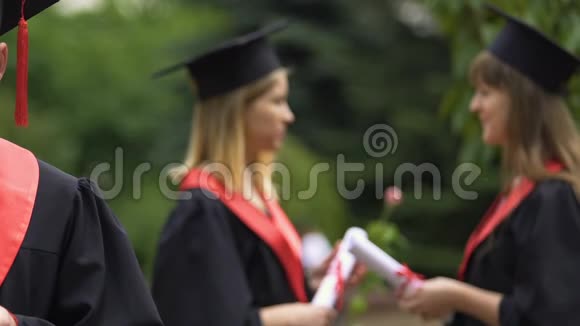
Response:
[311,227,367,307]
[349,234,423,295]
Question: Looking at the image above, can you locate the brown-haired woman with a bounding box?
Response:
[398,5,580,326]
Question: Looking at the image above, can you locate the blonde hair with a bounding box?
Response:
[470,51,580,196]
[170,68,288,199]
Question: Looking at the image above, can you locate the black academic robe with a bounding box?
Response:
[449,179,580,326]
[0,160,164,326]
[152,188,314,326]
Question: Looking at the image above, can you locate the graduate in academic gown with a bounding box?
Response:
[151,21,365,326]
[0,1,164,325]
[397,4,580,326]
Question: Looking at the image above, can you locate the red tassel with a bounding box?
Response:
[15,0,28,127]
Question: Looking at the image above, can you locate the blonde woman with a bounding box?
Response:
[151,22,364,326]
[398,5,580,326]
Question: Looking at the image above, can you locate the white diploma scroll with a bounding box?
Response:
[311,227,423,308]
[349,232,423,296]
[311,227,366,308]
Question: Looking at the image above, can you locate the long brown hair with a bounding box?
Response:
[470,51,580,197]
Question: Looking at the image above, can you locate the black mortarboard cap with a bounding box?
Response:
[486,3,580,94]
[154,20,288,100]
[0,0,59,36]
[0,0,59,127]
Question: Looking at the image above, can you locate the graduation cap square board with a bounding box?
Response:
[155,20,288,100]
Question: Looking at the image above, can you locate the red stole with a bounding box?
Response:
[458,161,563,280]
[0,138,39,287]
[180,168,308,302]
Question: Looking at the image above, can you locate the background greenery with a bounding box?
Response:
[4,0,579,296]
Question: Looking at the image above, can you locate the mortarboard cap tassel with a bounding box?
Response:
[15,0,28,127]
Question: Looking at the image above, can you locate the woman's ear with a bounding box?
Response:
[0,43,8,81]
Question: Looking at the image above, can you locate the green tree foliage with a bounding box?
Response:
[0,1,231,278]
[1,0,536,282]
[421,0,580,165]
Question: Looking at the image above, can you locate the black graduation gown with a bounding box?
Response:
[151,189,314,326]
[449,179,580,326]
[0,160,164,326]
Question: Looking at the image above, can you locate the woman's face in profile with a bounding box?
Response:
[245,71,295,154]
[469,80,510,146]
